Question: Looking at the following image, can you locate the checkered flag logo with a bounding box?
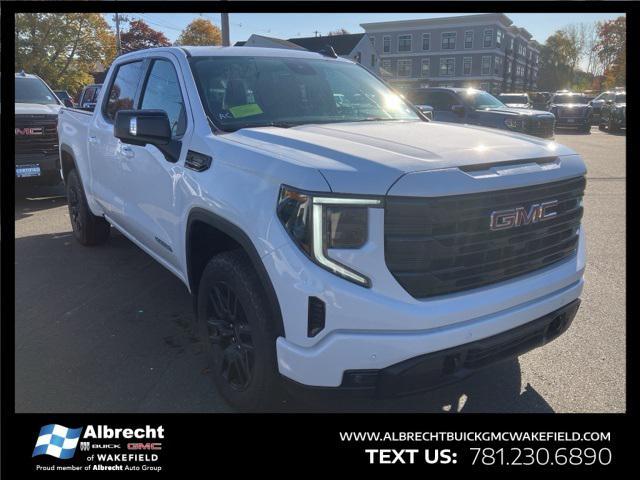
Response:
[32,424,83,459]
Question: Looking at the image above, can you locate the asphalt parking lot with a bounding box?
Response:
[14,127,626,413]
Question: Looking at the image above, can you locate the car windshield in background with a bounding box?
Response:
[15,77,59,105]
[459,89,505,109]
[497,95,528,104]
[615,94,626,103]
[553,95,587,104]
[189,56,420,131]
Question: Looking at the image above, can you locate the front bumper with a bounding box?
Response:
[15,153,60,179]
[555,117,590,128]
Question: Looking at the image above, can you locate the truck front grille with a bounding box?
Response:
[15,114,59,156]
[525,117,555,138]
[384,176,585,298]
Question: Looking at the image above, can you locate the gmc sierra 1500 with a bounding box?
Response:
[58,46,586,410]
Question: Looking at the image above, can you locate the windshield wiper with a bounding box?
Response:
[240,121,297,130]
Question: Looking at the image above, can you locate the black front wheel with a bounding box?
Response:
[196,250,282,411]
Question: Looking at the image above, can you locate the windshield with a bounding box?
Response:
[615,94,626,103]
[553,94,586,104]
[189,56,420,131]
[15,77,60,105]
[497,95,528,104]
[459,90,505,109]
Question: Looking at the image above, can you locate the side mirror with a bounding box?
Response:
[451,104,466,116]
[114,109,181,163]
[416,104,434,120]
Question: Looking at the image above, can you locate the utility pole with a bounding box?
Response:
[221,12,230,46]
[115,12,122,56]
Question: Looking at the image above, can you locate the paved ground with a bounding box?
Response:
[14,127,626,413]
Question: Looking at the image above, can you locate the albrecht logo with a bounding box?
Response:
[32,424,83,459]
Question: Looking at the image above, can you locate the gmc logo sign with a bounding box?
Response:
[127,443,162,451]
[490,200,559,231]
[15,127,44,136]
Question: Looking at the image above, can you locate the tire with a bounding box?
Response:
[598,123,606,131]
[608,116,619,133]
[196,250,282,411]
[66,169,110,246]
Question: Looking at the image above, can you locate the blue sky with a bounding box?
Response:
[107,12,623,45]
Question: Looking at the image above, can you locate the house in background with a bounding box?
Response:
[235,33,380,74]
[361,13,540,94]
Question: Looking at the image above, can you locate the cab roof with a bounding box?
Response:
[118,45,352,63]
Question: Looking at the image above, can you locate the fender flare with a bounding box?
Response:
[59,143,77,183]
[186,208,286,337]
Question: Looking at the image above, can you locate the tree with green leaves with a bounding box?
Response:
[175,18,222,46]
[15,13,116,96]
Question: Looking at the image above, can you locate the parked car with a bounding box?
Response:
[598,91,626,133]
[77,83,102,111]
[58,47,586,410]
[549,93,593,133]
[495,93,532,109]
[15,71,62,185]
[406,87,555,138]
[530,91,552,111]
[54,90,75,108]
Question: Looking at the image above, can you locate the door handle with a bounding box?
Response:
[121,145,135,158]
[88,135,98,144]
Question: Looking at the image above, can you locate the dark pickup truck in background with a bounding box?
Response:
[406,87,555,138]
[549,93,593,133]
[598,91,626,133]
[15,72,62,185]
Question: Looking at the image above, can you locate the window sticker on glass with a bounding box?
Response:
[229,103,264,118]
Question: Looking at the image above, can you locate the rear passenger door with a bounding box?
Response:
[89,60,145,225]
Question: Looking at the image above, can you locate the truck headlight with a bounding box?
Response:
[277,186,381,287]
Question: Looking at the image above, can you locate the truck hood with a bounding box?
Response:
[481,106,553,117]
[230,120,576,194]
[15,103,61,115]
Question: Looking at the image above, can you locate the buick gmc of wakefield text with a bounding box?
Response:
[58,46,586,410]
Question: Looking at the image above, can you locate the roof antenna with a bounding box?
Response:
[319,45,338,58]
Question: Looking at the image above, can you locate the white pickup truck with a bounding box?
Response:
[58,46,586,410]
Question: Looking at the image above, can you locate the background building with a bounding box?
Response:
[361,13,540,93]
[236,33,379,74]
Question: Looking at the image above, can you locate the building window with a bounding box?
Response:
[440,57,455,76]
[371,54,376,67]
[494,56,503,75]
[420,58,430,77]
[441,32,456,50]
[464,30,473,49]
[369,36,375,47]
[398,35,412,52]
[481,56,492,75]
[397,59,412,77]
[422,33,430,51]
[381,59,392,76]
[483,29,493,48]
[496,30,503,47]
[463,57,472,75]
[383,36,391,53]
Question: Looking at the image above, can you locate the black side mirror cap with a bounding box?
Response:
[114,109,181,162]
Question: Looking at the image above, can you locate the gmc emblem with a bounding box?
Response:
[490,200,559,231]
[15,127,44,136]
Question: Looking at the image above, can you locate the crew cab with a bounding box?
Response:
[58,47,586,410]
[15,72,63,185]
[406,87,555,138]
[549,92,593,132]
[598,91,626,133]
